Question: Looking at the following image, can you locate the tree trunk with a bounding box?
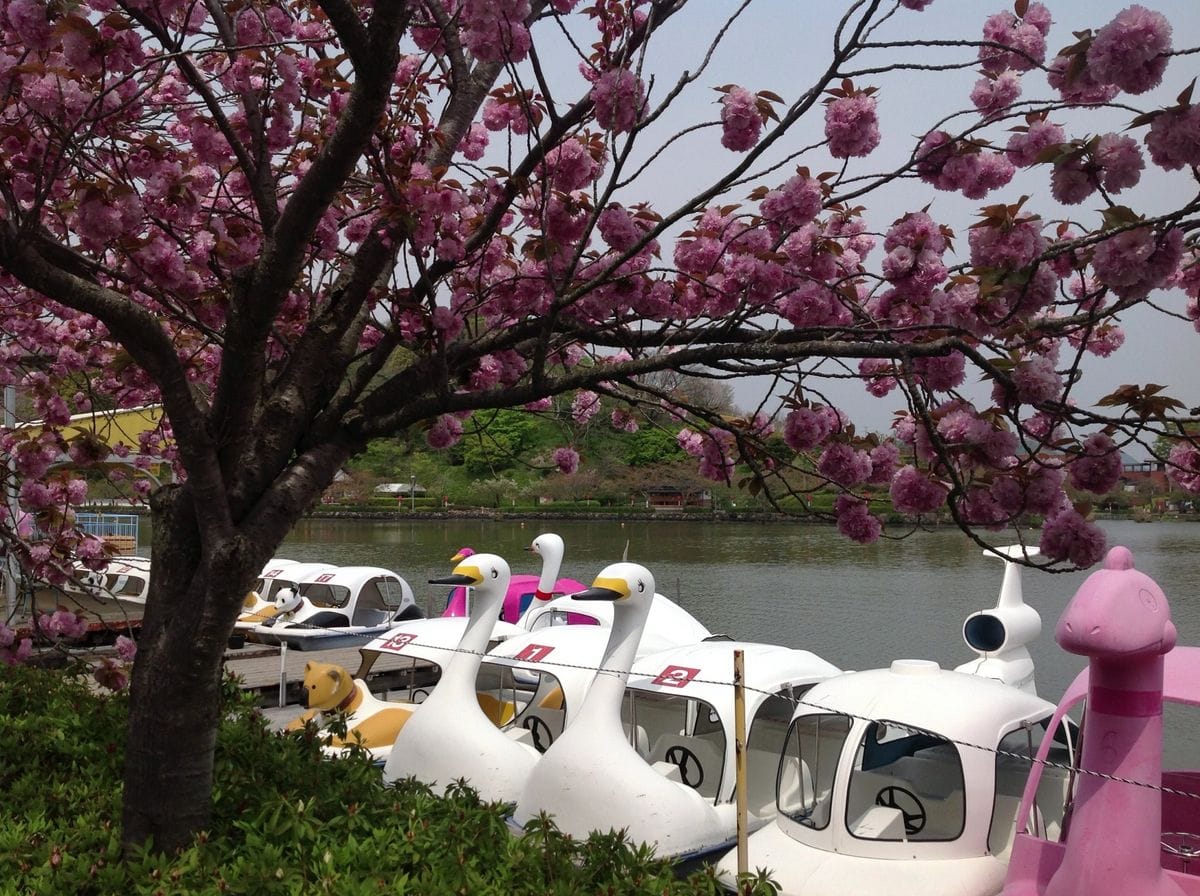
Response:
[120,486,260,853]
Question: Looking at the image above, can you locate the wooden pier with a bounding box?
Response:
[223,641,440,707]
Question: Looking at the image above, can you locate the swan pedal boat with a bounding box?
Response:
[511,637,842,862]
[251,565,423,650]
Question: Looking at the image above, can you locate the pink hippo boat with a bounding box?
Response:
[1002,545,1200,896]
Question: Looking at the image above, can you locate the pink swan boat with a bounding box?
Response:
[439,536,586,623]
[1002,545,1200,896]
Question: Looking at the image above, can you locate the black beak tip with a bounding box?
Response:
[429,574,476,586]
[569,586,621,602]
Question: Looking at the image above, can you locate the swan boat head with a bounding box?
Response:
[382,551,541,801]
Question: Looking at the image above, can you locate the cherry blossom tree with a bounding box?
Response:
[1,0,1199,852]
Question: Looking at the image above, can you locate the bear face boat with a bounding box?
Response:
[251,565,423,650]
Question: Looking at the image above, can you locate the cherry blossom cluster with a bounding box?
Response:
[0,0,1197,581]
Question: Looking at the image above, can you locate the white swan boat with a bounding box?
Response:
[712,546,1068,896]
[383,553,542,802]
[512,634,842,860]
[251,565,423,650]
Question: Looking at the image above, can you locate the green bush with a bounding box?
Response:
[0,665,778,895]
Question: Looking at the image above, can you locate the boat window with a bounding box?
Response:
[746,693,802,815]
[105,572,146,597]
[376,578,410,610]
[778,713,851,830]
[846,720,965,842]
[622,690,727,800]
[257,577,298,602]
[991,719,1073,854]
[501,668,567,752]
[299,581,351,608]
[527,609,600,630]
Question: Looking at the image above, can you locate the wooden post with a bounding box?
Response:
[734,649,748,880]
[278,641,288,707]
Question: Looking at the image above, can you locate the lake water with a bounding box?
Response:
[265,516,1199,709]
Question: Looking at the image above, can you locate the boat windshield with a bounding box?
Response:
[482,666,564,751]
[298,581,351,608]
[779,713,852,830]
[527,609,601,630]
[991,717,1073,853]
[256,577,299,602]
[845,720,965,842]
[621,690,727,801]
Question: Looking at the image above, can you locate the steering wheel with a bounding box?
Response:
[1162,831,1200,857]
[522,715,554,753]
[875,785,927,835]
[664,745,704,789]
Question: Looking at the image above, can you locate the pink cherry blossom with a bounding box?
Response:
[610,409,639,433]
[970,70,1022,118]
[1167,441,1200,493]
[867,442,900,484]
[760,174,822,231]
[834,495,882,544]
[824,92,880,159]
[1092,226,1184,299]
[890,465,948,514]
[552,447,580,474]
[969,217,1046,270]
[426,415,463,449]
[1068,432,1123,494]
[571,390,601,425]
[1011,356,1061,405]
[591,68,645,134]
[1145,104,1200,171]
[459,0,532,64]
[115,635,138,662]
[1005,118,1064,167]
[783,405,840,451]
[1086,5,1172,96]
[899,0,934,9]
[1095,133,1143,192]
[818,442,873,487]
[542,138,602,192]
[720,87,762,152]
[979,5,1050,75]
[1039,506,1107,567]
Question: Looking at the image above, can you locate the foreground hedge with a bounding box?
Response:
[0,664,777,895]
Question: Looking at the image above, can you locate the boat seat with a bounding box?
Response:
[352,607,393,627]
[476,692,517,726]
[650,734,723,799]
[750,752,815,818]
[623,723,650,758]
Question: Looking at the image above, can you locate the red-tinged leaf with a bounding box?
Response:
[1096,384,1143,407]
[757,90,785,103]
[1014,0,1029,18]
[1178,78,1196,107]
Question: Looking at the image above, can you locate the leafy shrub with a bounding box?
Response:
[1,665,778,895]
